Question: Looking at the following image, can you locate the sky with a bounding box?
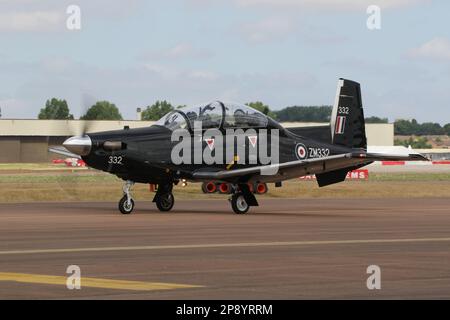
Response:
[0,0,449,123]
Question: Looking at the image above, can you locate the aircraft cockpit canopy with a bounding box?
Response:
[155,101,270,131]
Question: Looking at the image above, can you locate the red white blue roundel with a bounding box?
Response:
[296,143,307,159]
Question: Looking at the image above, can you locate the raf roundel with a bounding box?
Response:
[296,143,308,160]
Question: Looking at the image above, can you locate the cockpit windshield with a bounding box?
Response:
[154,110,189,131]
[154,101,269,131]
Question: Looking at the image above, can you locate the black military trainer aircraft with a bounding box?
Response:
[50,79,427,214]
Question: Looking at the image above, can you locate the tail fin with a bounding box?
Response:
[330,78,367,150]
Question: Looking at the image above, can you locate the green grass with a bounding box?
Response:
[0,163,62,170]
[0,170,449,203]
[0,173,117,183]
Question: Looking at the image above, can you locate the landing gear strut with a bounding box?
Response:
[119,180,135,214]
[153,183,175,212]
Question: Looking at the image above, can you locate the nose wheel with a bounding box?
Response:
[119,180,135,214]
[119,195,135,214]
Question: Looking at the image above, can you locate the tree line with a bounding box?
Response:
[394,119,450,136]
[38,98,177,121]
[37,98,449,136]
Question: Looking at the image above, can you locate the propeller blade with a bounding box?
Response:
[79,93,96,136]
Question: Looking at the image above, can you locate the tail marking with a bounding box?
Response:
[335,116,346,134]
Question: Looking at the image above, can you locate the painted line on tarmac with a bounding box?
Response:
[0,272,202,291]
[1,237,450,255]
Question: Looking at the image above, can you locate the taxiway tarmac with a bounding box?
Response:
[0,198,449,299]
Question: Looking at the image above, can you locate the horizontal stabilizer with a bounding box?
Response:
[364,146,429,161]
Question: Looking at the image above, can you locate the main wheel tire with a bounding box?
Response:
[231,193,249,214]
[156,192,175,212]
[119,195,135,214]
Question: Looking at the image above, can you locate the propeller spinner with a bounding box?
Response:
[63,135,92,156]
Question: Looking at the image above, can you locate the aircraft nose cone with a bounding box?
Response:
[63,135,92,156]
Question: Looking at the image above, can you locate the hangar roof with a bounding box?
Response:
[0,119,155,136]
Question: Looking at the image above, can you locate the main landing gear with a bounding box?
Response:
[230,193,249,214]
[153,183,174,212]
[229,184,259,214]
[118,180,175,214]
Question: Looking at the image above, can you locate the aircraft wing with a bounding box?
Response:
[192,153,364,183]
[192,150,428,184]
[48,146,81,159]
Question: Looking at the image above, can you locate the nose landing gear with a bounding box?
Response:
[119,180,135,214]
